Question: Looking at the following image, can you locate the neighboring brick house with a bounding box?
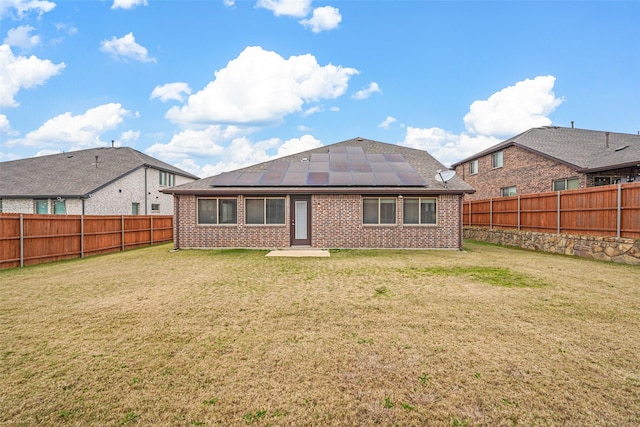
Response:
[0,147,199,215]
[164,138,475,250]
[451,126,640,200]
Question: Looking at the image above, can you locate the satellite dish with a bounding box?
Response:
[435,170,456,188]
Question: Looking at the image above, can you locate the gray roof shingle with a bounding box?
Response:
[0,147,199,198]
[167,137,474,195]
[451,126,640,171]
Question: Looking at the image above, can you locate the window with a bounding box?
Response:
[132,203,140,215]
[403,198,437,225]
[198,198,238,225]
[35,199,48,214]
[501,186,516,197]
[53,200,66,214]
[492,151,503,168]
[363,197,396,225]
[469,160,478,175]
[553,177,579,191]
[0,199,3,213]
[151,203,160,211]
[245,198,284,225]
[159,171,175,187]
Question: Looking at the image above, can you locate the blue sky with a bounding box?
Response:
[1,0,639,177]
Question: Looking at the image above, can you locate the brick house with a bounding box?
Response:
[164,138,475,250]
[0,147,199,215]
[451,126,640,200]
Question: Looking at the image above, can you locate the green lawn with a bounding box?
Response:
[1,241,638,426]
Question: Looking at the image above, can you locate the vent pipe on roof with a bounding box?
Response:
[571,121,574,128]
[111,140,115,148]
[605,132,610,148]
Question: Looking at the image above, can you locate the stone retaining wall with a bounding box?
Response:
[464,227,640,265]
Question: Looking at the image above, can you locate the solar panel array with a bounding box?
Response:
[209,146,428,187]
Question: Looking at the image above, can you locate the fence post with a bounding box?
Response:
[517,195,521,231]
[150,216,154,245]
[617,184,622,238]
[121,215,125,251]
[489,198,493,229]
[19,214,24,268]
[557,191,561,234]
[80,215,84,258]
[468,201,472,226]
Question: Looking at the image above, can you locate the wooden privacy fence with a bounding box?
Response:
[463,183,640,239]
[0,214,173,269]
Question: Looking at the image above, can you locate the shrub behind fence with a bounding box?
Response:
[0,214,173,269]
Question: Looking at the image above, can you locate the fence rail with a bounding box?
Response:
[463,183,640,239]
[0,214,173,269]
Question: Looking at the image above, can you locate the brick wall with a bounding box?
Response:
[455,146,586,201]
[175,193,463,250]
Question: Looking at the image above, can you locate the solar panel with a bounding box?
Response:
[307,172,330,185]
[209,146,428,188]
[267,162,289,172]
[310,153,329,162]
[259,173,285,185]
[330,161,350,172]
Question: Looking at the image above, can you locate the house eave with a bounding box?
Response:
[163,186,474,196]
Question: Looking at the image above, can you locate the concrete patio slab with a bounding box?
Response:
[266,249,330,257]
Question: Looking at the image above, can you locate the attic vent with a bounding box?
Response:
[301,157,309,162]
[614,145,629,152]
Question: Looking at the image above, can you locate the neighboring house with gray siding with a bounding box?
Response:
[0,147,199,215]
[452,126,640,200]
[164,137,475,250]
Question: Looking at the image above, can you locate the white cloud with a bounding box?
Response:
[256,0,311,17]
[463,75,563,137]
[120,129,140,142]
[352,82,381,100]
[150,82,192,103]
[223,0,235,6]
[300,6,341,33]
[100,32,156,63]
[166,46,358,126]
[400,75,562,167]
[302,105,323,116]
[0,0,56,18]
[146,126,231,162]
[0,114,11,133]
[111,0,148,10]
[7,103,131,149]
[0,44,66,107]
[4,25,40,49]
[276,134,322,157]
[378,116,397,129]
[400,127,500,167]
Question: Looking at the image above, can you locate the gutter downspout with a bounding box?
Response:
[144,166,149,215]
[459,195,464,250]
[174,194,180,250]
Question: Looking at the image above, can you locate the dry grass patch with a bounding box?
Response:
[1,242,639,426]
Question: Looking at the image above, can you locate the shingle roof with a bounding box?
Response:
[451,126,640,171]
[167,137,475,195]
[0,147,199,198]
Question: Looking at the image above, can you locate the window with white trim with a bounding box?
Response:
[245,198,285,225]
[159,171,175,187]
[553,177,579,191]
[35,199,48,214]
[363,197,396,225]
[469,160,478,175]
[403,197,437,225]
[492,151,503,168]
[198,198,238,225]
[53,200,66,214]
[500,186,516,197]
